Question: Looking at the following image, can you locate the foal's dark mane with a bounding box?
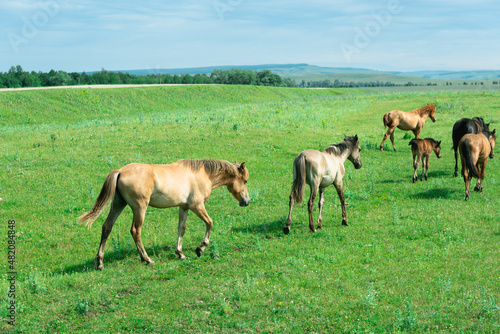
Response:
[180,159,237,177]
[324,136,357,156]
[423,138,440,146]
[481,130,496,140]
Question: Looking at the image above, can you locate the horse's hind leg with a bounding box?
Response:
[190,204,213,257]
[390,131,397,151]
[454,149,459,177]
[284,194,295,235]
[175,207,188,260]
[412,153,419,183]
[317,188,325,230]
[96,194,127,270]
[474,161,486,192]
[421,156,428,181]
[380,127,395,151]
[130,205,155,265]
[307,185,319,232]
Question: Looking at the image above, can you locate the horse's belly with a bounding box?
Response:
[320,175,334,188]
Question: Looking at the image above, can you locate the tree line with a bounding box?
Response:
[0,66,293,89]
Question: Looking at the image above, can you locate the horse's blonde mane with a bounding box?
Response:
[413,104,436,117]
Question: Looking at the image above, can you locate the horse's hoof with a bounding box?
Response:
[146,260,155,266]
[317,225,322,230]
[309,228,317,233]
[96,265,104,271]
[342,220,349,226]
[283,226,291,235]
[196,247,203,257]
[379,147,383,151]
[175,251,187,260]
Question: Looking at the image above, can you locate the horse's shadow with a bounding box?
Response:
[410,187,459,199]
[56,246,175,275]
[231,219,284,235]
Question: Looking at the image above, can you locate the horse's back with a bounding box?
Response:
[116,162,199,209]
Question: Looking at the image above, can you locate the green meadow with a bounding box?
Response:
[0,85,499,333]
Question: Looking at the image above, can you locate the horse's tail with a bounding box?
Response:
[409,138,418,148]
[79,170,120,228]
[290,153,307,204]
[459,139,480,179]
[383,112,391,128]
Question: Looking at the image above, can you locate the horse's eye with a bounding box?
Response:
[244,180,248,184]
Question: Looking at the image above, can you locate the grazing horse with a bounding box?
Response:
[283,135,362,234]
[79,160,250,269]
[409,138,442,183]
[380,104,437,151]
[452,117,490,177]
[459,130,496,200]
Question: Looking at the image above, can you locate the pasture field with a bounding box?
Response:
[0,85,499,333]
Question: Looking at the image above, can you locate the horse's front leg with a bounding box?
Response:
[334,180,348,226]
[421,156,428,181]
[317,188,325,230]
[190,204,213,257]
[175,207,189,260]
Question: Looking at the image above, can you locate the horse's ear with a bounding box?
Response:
[355,134,358,141]
[238,162,246,173]
[493,129,496,135]
[438,141,442,146]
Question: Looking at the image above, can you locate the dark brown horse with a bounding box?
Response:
[284,135,362,234]
[79,160,250,269]
[380,104,436,151]
[459,130,496,200]
[409,138,442,183]
[452,117,490,177]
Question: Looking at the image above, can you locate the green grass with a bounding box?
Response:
[0,85,499,333]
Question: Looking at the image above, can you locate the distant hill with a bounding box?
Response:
[97,64,500,83]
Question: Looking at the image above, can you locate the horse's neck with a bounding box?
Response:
[209,173,233,189]
[325,146,350,164]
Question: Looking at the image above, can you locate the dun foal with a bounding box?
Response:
[284,135,362,234]
[409,138,442,183]
[459,130,496,200]
[79,160,250,269]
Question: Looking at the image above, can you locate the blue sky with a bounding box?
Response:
[1,0,499,72]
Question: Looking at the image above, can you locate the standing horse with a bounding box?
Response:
[79,160,250,269]
[452,117,490,177]
[409,138,442,183]
[283,135,362,234]
[459,130,496,200]
[380,104,436,151]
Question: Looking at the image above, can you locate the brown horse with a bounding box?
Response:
[380,104,437,151]
[452,117,490,177]
[284,135,362,234]
[79,160,250,269]
[409,138,442,183]
[459,130,496,200]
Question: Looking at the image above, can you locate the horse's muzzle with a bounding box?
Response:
[354,161,363,169]
[239,197,250,207]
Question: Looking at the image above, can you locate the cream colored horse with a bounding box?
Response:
[380,104,437,151]
[79,160,250,269]
[459,130,496,200]
[284,135,362,234]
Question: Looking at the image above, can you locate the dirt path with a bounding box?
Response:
[0,84,192,92]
